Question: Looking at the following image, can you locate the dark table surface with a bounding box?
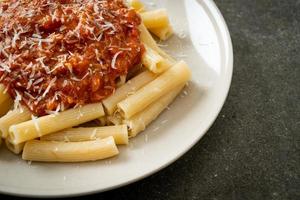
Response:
[2,0,299,199]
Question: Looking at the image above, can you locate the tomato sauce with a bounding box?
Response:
[0,0,144,116]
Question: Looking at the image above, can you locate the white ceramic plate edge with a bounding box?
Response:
[0,0,233,197]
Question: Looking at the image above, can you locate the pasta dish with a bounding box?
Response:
[0,0,191,162]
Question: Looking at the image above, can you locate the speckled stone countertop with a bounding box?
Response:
[2,0,299,199]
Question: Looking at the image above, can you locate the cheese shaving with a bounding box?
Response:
[31,115,41,135]
[111,51,123,69]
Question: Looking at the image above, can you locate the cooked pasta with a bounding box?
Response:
[140,9,169,29]
[142,44,172,73]
[150,25,174,41]
[124,85,184,137]
[0,107,31,139]
[0,84,11,107]
[129,0,145,12]
[0,0,191,163]
[107,113,123,125]
[0,97,13,117]
[102,70,157,115]
[9,103,105,145]
[5,139,25,154]
[118,61,191,119]
[41,125,128,145]
[22,137,119,162]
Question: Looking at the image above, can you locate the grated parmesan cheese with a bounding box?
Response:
[111,51,123,69]
[41,77,57,98]
[0,0,144,116]
[31,115,41,135]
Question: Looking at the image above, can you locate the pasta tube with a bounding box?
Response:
[125,85,184,137]
[139,24,176,64]
[0,84,10,106]
[103,71,157,115]
[117,61,191,119]
[9,103,104,145]
[142,44,172,73]
[22,137,119,162]
[150,25,174,41]
[128,0,145,12]
[140,9,169,29]
[0,97,13,117]
[41,125,128,145]
[0,107,31,138]
[5,139,25,154]
[98,116,109,126]
[107,113,123,125]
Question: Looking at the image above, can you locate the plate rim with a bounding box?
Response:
[0,0,233,197]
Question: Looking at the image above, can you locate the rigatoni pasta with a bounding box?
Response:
[139,24,176,64]
[9,103,104,145]
[142,44,172,73]
[0,0,192,163]
[102,70,157,115]
[128,0,145,12]
[117,61,191,119]
[22,137,119,162]
[0,84,11,107]
[5,139,25,154]
[0,107,31,138]
[107,113,123,125]
[140,9,170,29]
[41,125,128,145]
[149,25,174,41]
[125,85,185,137]
[0,97,13,117]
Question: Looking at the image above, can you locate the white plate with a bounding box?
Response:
[0,0,233,197]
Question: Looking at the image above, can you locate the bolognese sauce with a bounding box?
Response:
[0,0,144,116]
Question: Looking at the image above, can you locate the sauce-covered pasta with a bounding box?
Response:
[0,0,144,116]
[0,0,191,163]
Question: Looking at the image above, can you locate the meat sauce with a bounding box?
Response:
[0,0,144,116]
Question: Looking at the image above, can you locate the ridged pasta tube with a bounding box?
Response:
[118,61,191,119]
[22,137,119,162]
[9,103,105,144]
[41,125,128,145]
[125,85,184,137]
